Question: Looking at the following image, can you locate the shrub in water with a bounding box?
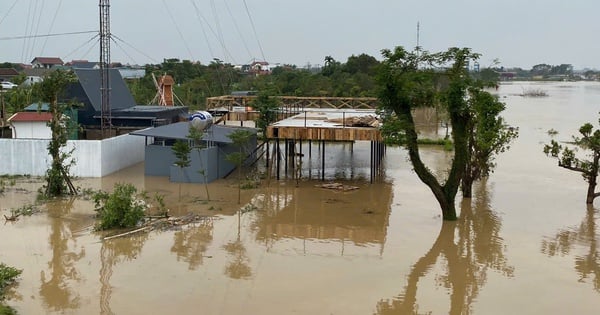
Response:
[93,183,146,230]
[0,263,21,314]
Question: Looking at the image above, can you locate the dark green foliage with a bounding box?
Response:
[172,140,191,169]
[0,264,21,295]
[93,183,146,230]
[0,263,21,314]
[462,87,519,197]
[377,46,480,220]
[0,305,16,315]
[251,93,279,138]
[544,115,600,204]
[126,55,382,109]
[172,140,192,200]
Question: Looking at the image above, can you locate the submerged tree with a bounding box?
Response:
[37,69,78,197]
[462,89,518,197]
[544,116,600,204]
[188,124,210,201]
[226,129,254,204]
[377,47,477,220]
[172,139,192,201]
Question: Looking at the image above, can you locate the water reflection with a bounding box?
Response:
[253,180,392,256]
[541,205,600,292]
[170,219,214,270]
[99,232,148,314]
[39,198,86,312]
[223,211,252,279]
[375,182,513,314]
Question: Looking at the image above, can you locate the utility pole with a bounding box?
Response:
[0,91,5,138]
[99,0,111,138]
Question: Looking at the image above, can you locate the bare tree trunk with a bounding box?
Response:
[586,175,597,204]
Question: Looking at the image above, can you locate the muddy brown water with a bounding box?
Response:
[1,81,600,314]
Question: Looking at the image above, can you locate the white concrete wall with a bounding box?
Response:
[100,133,145,176]
[0,134,145,177]
[10,121,51,139]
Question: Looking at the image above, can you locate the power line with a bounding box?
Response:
[242,0,266,62]
[28,0,45,61]
[20,0,34,62]
[0,0,19,28]
[190,0,217,59]
[40,0,64,56]
[161,0,195,61]
[189,0,235,63]
[112,34,161,64]
[111,37,139,65]
[63,34,99,60]
[223,0,253,60]
[0,30,98,41]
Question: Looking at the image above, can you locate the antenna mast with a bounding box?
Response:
[416,21,420,49]
[99,0,111,137]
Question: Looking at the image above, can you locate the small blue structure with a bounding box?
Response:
[131,122,257,183]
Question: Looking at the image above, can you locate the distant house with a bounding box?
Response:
[21,68,51,86]
[66,60,99,69]
[7,112,52,139]
[118,67,146,79]
[31,57,64,69]
[250,61,270,75]
[0,68,19,82]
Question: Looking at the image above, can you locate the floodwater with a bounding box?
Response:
[1,81,600,314]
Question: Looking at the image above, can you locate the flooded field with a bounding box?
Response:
[1,81,600,314]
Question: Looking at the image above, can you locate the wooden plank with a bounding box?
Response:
[266,126,382,141]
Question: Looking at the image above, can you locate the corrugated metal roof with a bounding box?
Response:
[130,121,256,143]
[8,112,52,122]
[73,68,136,111]
[24,103,50,111]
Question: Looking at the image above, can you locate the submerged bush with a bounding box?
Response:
[0,263,21,315]
[93,183,147,230]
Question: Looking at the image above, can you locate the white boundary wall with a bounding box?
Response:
[0,133,145,177]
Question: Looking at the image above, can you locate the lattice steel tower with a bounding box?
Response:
[99,0,111,136]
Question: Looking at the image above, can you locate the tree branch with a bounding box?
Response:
[558,162,586,173]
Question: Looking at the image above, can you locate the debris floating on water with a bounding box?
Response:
[315,182,359,191]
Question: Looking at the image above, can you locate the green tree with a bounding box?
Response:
[187,125,210,201]
[252,93,279,139]
[477,68,500,82]
[36,70,78,197]
[544,116,600,204]
[377,46,478,220]
[462,89,518,197]
[226,130,253,204]
[322,56,341,77]
[343,53,380,75]
[172,140,192,201]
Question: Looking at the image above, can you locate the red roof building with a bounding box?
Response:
[8,112,53,139]
[8,112,53,122]
[31,57,64,69]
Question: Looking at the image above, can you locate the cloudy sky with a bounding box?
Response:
[1,0,598,69]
